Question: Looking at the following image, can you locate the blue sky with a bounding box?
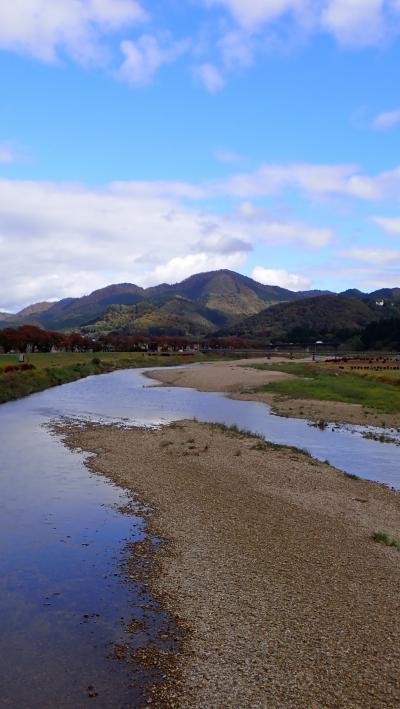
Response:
[1,0,400,311]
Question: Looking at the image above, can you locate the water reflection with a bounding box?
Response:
[40,367,400,488]
[0,366,399,706]
[0,388,178,708]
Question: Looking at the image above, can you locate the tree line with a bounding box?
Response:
[0,325,253,353]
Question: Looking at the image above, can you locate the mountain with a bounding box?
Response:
[175,270,297,318]
[164,270,298,305]
[340,288,367,299]
[144,270,300,317]
[222,294,397,343]
[39,284,144,330]
[17,302,53,318]
[82,297,230,338]
[85,271,303,336]
[0,301,54,328]
[2,270,400,339]
[2,270,303,334]
[339,287,400,303]
[369,288,400,303]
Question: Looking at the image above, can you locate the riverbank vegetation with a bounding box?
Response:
[0,351,227,405]
[0,322,257,405]
[252,362,400,414]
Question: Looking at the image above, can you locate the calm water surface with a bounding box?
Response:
[47,367,400,487]
[1,367,399,707]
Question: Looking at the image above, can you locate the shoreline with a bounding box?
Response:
[59,419,400,707]
[0,352,224,407]
[145,358,400,429]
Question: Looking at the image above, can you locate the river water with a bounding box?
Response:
[0,367,399,707]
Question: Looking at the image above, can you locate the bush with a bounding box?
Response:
[3,363,35,374]
[372,531,400,550]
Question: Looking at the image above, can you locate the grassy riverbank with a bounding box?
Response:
[0,351,227,405]
[252,362,400,414]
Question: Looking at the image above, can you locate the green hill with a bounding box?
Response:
[222,294,399,344]
[83,302,157,335]
[84,297,227,337]
[132,296,226,336]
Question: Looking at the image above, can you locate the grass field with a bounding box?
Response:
[0,351,198,369]
[252,362,400,414]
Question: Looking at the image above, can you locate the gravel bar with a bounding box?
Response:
[61,419,400,708]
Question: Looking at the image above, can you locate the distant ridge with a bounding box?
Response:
[220,293,400,344]
[1,269,399,340]
[0,270,301,333]
[16,302,54,318]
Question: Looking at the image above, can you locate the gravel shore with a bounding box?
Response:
[62,419,400,708]
[148,358,400,428]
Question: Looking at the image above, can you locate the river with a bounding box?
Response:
[0,367,399,707]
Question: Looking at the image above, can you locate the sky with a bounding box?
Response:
[1,0,400,312]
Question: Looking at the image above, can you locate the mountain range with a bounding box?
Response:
[1,269,399,343]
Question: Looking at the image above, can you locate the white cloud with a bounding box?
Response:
[321,0,386,47]
[341,247,400,264]
[206,0,400,48]
[0,144,17,164]
[237,202,333,246]
[144,252,247,287]
[195,63,225,93]
[252,266,312,290]
[0,178,253,310]
[0,0,399,93]
[258,221,332,247]
[206,0,305,30]
[238,201,272,219]
[218,31,254,68]
[372,215,400,233]
[0,177,333,311]
[223,163,356,197]
[117,35,189,86]
[0,0,147,64]
[110,180,206,200]
[218,162,400,201]
[372,107,400,130]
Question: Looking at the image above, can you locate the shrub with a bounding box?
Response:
[3,363,35,373]
[372,531,400,550]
